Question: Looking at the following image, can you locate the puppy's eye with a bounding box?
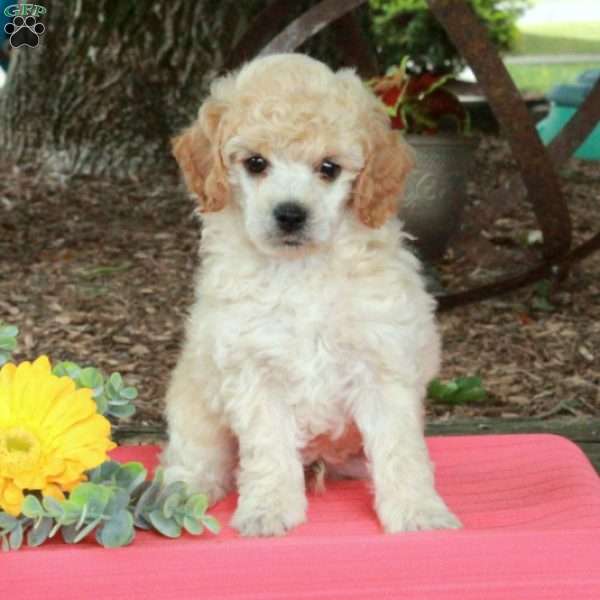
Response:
[244,155,269,175]
[319,160,341,181]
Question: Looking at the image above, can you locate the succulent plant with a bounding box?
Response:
[0,322,18,366]
[1,461,219,551]
[0,323,220,551]
[52,361,138,419]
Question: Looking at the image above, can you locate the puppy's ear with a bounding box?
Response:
[352,114,414,229]
[172,99,229,212]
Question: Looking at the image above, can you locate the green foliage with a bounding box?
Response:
[428,376,487,405]
[0,322,19,366]
[52,361,137,419]
[508,61,600,94]
[132,468,219,538]
[0,324,219,551]
[530,280,556,312]
[1,462,219,551]
[0,324,137,419]
[369,0,532,73]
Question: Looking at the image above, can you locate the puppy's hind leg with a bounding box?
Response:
[161,356,236,506]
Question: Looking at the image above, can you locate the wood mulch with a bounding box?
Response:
[1,135,599,432]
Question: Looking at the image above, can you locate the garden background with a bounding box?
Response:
[0,0,598,461]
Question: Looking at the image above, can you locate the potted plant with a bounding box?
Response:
[369,59,477,261]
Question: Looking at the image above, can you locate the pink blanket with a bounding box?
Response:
[6,435,600,599]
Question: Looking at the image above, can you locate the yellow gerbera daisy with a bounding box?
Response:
[0,356,116,516]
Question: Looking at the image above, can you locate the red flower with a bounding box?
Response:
[406,72,443,97]
[390,113,405,130]
[369,63,468,135]
[380,85,402,107]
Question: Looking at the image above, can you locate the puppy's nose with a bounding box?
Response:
[273,201,308,233]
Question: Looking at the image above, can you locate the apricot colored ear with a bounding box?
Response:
[353,128,414,228]
[171,99,229,212]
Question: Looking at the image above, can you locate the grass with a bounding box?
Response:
[506,21,600,93]
[508,62,600,93]
[512,22,600,55]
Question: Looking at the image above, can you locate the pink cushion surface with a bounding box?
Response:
[7,435,600,599]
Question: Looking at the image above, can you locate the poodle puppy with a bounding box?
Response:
[161,53,461,536]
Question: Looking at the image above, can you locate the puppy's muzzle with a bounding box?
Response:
[273,201,308,234]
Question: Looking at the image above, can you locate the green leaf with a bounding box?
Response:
[173,509,186,527]
[68,483,111,518]
[148,510,181,538]
[52,361,82,379]
[157,481,187,504]
[94,394,109,415]
[0,336,17,351]
[201,515,221,535]
[162,494,181,519]
[185,495,208,519]
[119,387,138,400]
[428,375,487,405]
[75,503,89,530]
[8,524,23,550]
[49,520,62,539]
[88,460,121,484]
[27,517,53,547]
[96,510,134,548]
[61,523,79,544]
[0,323,18,361]
[531,296,556,312]
[454,376,483,391]
[60,501,85,526]
[42,497,65,520]
[21,495,45,519]
[105,488,131,515]
[427,379,446,400]
[427,379,458,400]
[442,381,459,397]
[79,367,104,392]
[0,324,18,338]
[72,516,103,544]
[108,372,123,390]
[115,462,147,494]
[105,393,131,406]
[133,513,152,530]
[0,512,19,531]
[133,479,162,522]
[107,403,136,419]
[183,515,204,535]
[452,386,487,404]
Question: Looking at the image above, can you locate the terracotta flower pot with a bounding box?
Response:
[400,134,478,261]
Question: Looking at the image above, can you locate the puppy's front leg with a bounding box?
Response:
[161,353,237,506]
[354,382,461,533]
[230,396,307,537]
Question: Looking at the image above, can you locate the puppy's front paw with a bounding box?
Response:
[162,464,232,507]
[231,493,307,537]
[378,493,461,533]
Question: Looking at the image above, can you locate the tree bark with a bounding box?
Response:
[0,0,261,177]
[0,1,376,178]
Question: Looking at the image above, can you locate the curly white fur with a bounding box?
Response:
[161,53,460,536]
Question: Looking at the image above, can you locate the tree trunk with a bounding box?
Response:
[0,1,376,178]
[0,0,261,177]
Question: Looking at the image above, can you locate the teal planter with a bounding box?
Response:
[537,69,600,161]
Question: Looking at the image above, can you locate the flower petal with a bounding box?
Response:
[0,480,25,516]
[0,357,116,511]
